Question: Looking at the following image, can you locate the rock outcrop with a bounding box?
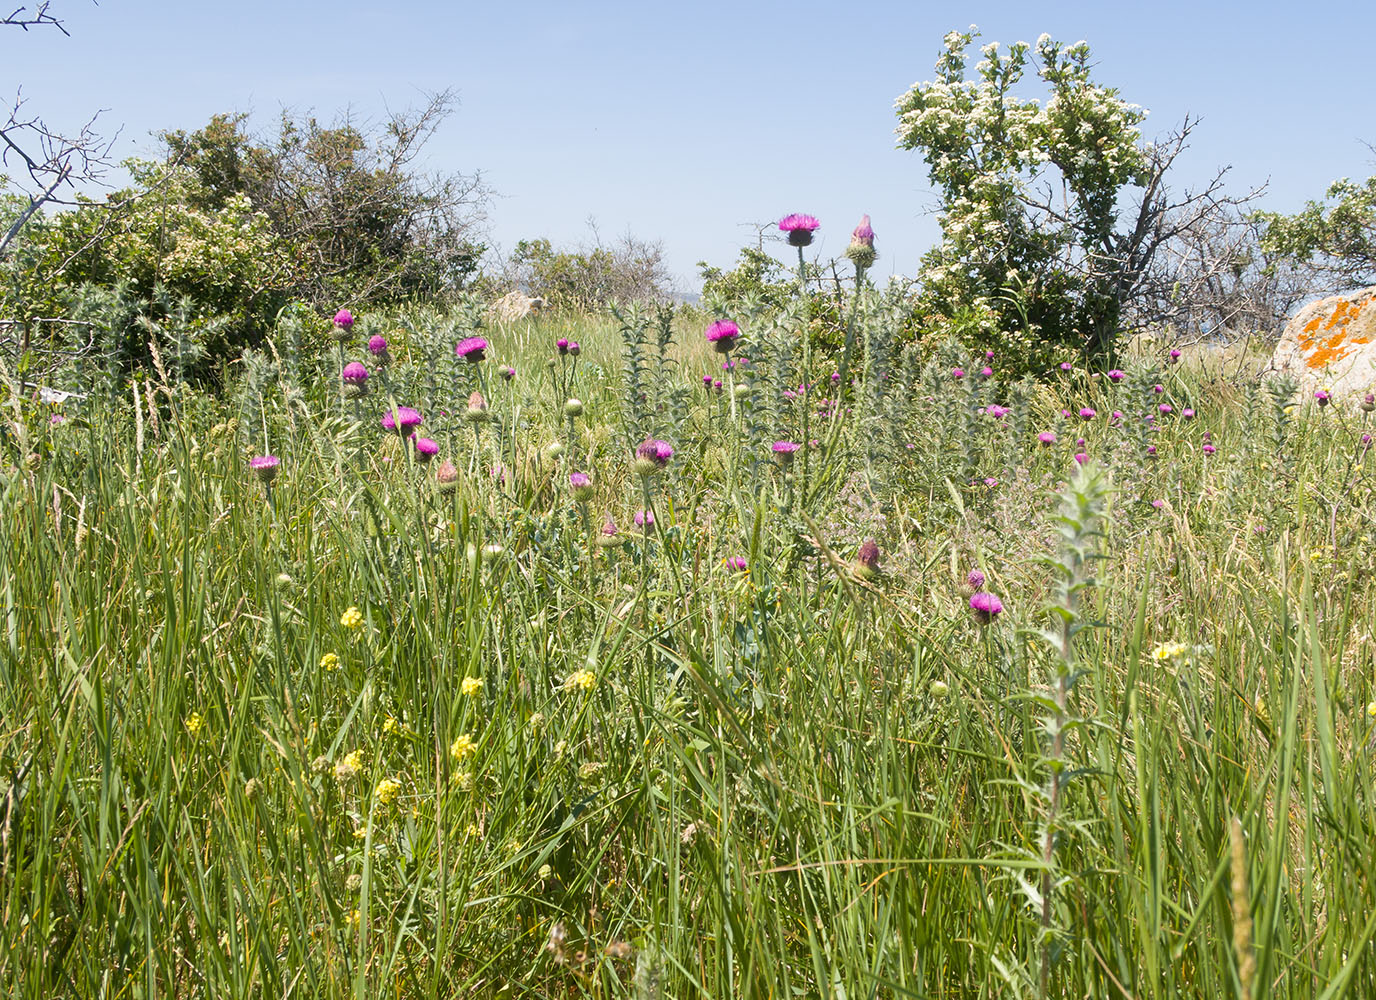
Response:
[488,291,546,325]
[1270,287,1376,403]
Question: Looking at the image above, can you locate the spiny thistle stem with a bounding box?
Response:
[1031,459,1110,997]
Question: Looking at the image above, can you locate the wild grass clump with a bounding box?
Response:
[3,265,1376,997]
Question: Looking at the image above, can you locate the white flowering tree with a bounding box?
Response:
[896,28,1247,367]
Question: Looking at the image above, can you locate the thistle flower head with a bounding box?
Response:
[342,361,369,385]
[455,336,488,362]
[368,334,388,355]
[1038,431,1057,446]
[250,454,281,484]
[333,309,354,329]
[569,471,594,501]
[967,568,985,589]
[705,319,740,353]
[633,509,655,530]
[556,338,569,353]
[779,213,820,247]
[1060,362,1073,372]
[1079,407,1096,420]
[772,440,801,462]
[853,539,882,581]
[464,391,490,422]
[435,460,459,493]
[725,556,748,572]
[1107,369,1125,381]
[413,436,439,462]
[951,367,965,379]
[969,591,1003,624]
[381,406,423,436]
[845,214,877,268]
[633,438,673,476]
[499,364,516,380]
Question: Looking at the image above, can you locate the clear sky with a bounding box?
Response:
[4,0,1373,292]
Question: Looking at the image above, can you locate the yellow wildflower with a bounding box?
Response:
[185,713,205,737]
[450,733,476,761]
[465,823,480,837]
[320,652,339,672]
[1367,701,1376,719]
[564,669,596,692]
[340,607,364,630]
[374,777,402,805]
[1150,642,1189,662]
[335,749,364,781]
[460,676,483,697]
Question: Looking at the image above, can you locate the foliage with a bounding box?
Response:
[895,28,1244,369]
[3,283,1375,996]
[1258,174,1376,289]
[697,245,793,312]
[1,97,488,378]
[499,231,672,311]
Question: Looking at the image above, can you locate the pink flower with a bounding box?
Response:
[250,454,281,484]
[1153,384,1164,394]
[1151,499,1165,509]
[1169,349,1181,362]
[435,460,459,493]
[568,342,581,356]
[1159,403,1173,414]
[413,437,439,462]
[1038,431,1057,446]
[1106,369,1126,381]
[455,337,488,362]
[980,366,993,378]
[985,404,1009,419]
[1074,452,1088,465]
[634,438,673,475]
[342,362,369,385]
[500,365,516,380]
[1202,443,1216,455]
[725,556,749,572]
[333,309,354,329]
[569,472,594,501]
[853,539,882,581]
[634,509,655,530]
[967,569,985,589]
[951,368,965,380]
[1182,408,1195,419]
[368,334,388,355]
[779,213,820,247]
[1079,407,1096,420]
[381,406,423,436]
[557,338,569,353]
[705,319,740,353]
[772,440,801,454]
[1060,362,1073,372]
[850,214,874,246]
[969,591,1003,624]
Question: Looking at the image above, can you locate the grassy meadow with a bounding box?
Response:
[2,300,1376,998]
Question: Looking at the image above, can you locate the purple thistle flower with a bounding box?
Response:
[1169,348,1181,363]
[713,379,723,392]
[1362,393,1375,412]
[850,214,874,246]
[1146,444,1157,456]
[250,454,281,485]
[568,342,581,356]
[633,509,655,530]
[1106,369,1126,382]
[967,568,985,590]
[1110,410,1123,425]
[556,338,569,354]
[705,319,740,354]
[725,556,749,572]
[1202,443,1216,455]
[1060,362,1073,372]
[1315,389,1330,406]
[985,404,1009,419]
[500,365,516,380]
[333,309,354,329]
[1153,384,1164,394]
[1182,407,1195,419]
[951,367,965,380]
[779,213,820,247]
[1159,403,1173,414]
[342,362,369,385]
[413,437,439,462]
[1038,431,1057,446]
[1074,452,1088,465]
[435,460,459,493]
[1361,433,1372,447]
[853,539,882,581]
[381,406,423,436]
[1061,409,1072,418]
[703,374,713,386]
[368,334,387,355]
[1151,499,1165,509]
[980,366,994,378]
[772,440,801,454]
[1079,407,1096,420]
[633,438,673,476]
[569,472,594,501]
[985,350,995,360]
[455,337,488,362]
[969,591,1003,624]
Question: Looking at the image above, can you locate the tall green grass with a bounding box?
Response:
[1,303,1375,998]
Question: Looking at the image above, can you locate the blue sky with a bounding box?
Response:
[4,0,1373,291]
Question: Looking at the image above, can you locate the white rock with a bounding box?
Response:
[1270,287,1376,404]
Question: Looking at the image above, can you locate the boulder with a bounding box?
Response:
[1270,287,1376,403]
[488,291,546,325]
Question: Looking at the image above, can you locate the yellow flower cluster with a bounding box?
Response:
[335,749,364,781]
[340,606,364,630]
[460,676,483,697]
[450,733,476,761]
[564,669,596,692]
[1150,642,1189,663]
[320,652,339,672]
[374,777,402,805]
[185,713,205,737]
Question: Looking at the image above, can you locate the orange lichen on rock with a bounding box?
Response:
[1298,294,1375,368]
